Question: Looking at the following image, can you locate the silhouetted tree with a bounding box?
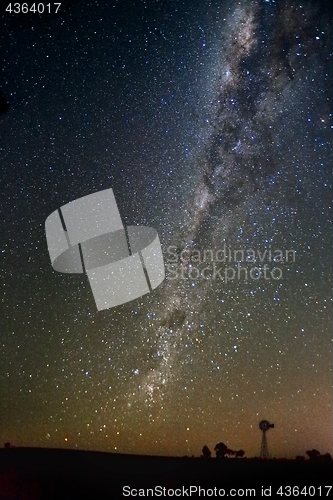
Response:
[201,445,211,458]
[322,453,332,462]
[4,442,10,448]
[306,449,321,461]
[296,455,305,461]
[214,442,228,458]
[226,448,235,458]
[235,449,245,459]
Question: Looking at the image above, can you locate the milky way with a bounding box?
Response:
[1,0,332,458]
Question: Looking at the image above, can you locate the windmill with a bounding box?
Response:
[259,420,274,459]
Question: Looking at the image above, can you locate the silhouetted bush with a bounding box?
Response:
[214,442,228,459]
[201,445,211,458]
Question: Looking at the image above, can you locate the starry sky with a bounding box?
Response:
[1,0,332,459]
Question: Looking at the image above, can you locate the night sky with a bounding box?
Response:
[1,0,332,459]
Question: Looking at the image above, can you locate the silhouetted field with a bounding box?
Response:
[0,447,332,499]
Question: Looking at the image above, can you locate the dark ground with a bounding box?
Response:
[0,448,332,499]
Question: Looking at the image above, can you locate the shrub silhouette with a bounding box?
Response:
[201,445,211,458]
[213,443,246,459]
[214,442,228,458]
[306,449,321,461]
[226,448,235,458]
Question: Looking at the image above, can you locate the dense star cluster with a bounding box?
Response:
[1,0,332,459]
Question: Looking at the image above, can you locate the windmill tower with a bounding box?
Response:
[259,420,274,459]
